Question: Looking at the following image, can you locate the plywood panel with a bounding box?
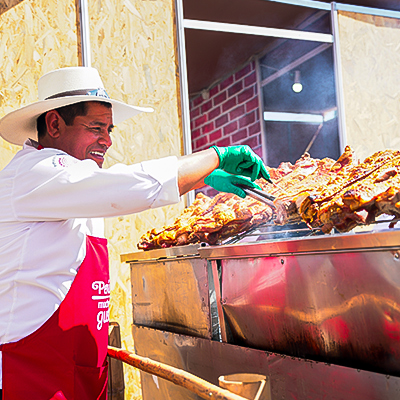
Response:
[338,11,400,161]
[0,0,79,167]
[88,0,183,397]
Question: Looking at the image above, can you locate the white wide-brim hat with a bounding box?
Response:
[0,66,154,146]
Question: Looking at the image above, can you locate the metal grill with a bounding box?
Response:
[220,216,400,246]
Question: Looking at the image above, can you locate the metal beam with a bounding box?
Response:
[331,2,347,152]
[175,0,195,206]
[255,58,269,165]
[264,0,400,18]
[260,43,332,87]
[336,3,400,18]
[183,19,333,43]
[264,0,330,10]
[78,0,91,67]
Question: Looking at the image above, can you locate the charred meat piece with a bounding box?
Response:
[274,157,337,225]
[137,191,274,250]
[317,157,400,232]
[313,151,400,232]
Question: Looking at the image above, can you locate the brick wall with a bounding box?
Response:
[190,60,263,197]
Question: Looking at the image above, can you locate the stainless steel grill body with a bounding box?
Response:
[127,244,213,338]
[124,228,400,399]
[199,229,400,376]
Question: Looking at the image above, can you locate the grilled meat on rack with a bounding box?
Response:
[299,149,400,232]
[270,154,339,225]
[316,151,400,232]
[138,146,400,250]
[137,191,274,249]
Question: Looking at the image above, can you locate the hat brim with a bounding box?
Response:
[0,96,153,146]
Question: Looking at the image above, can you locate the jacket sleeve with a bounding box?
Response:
[12,151,180,221]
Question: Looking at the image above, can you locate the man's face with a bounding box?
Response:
[56,102,114,168]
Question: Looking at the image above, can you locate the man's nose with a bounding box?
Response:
[99,131,112,148]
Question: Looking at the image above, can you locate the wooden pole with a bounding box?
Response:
[108,346,248,400]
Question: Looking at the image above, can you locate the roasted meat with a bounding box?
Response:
[273,156,337,225]
[137,193,213,250]
[300,149,400,232]
[138,146,400,250]
[137,191,274,249]
[317,153,400,232]
[293,146,358,227]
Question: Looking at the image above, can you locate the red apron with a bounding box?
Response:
[0,235,110,399]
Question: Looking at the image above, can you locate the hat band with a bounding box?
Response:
[45,88,110,100]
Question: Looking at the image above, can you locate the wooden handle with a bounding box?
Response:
[108,345,248,400]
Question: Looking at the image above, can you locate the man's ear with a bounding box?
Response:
[45,110,64,139]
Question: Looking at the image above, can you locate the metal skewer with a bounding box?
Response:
[236,184,276,206]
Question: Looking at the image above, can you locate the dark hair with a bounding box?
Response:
[36,101,112,139]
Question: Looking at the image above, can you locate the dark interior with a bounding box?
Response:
[183,0,400,97]
[183,0,398,165]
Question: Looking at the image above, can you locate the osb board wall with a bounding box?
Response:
[338,11,400,161]
[0,0,79,169]
[88,0,184,397]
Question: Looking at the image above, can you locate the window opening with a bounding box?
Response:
[178,0,337,196]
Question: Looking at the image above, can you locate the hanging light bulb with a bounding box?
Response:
[292,70,303,93]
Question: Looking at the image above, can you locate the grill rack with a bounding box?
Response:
[220,216,400,246]
[221,222,323,245]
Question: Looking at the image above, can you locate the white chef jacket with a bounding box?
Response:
[0,139,180,387]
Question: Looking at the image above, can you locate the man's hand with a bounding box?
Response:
[204,169,261,198]
[211,145,270,182]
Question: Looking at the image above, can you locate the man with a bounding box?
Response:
[0,67,269,399]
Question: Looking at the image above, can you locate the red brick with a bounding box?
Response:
[210,129,222,143]
[232,129,248,143]
[229,105,246,120]
[253,146,263,158]
[223,121,238,136]
[244,71,257,87]
[201,100,213,114]
[246,97,259,112]
[235,64,252,80]
[209,85,219,97]
[216,137,231,147]
[192,96,203,107]
[215,114,228,128]
[191,128,201,140]
[248,121,261,136]
[195,136,209,149]
[194,114,207,128]
[213,91,227,106]
[220,75,234,90]
[238,87,254,104]
[209,106,221,120]
[222,97,237,113]
[228,81,243,97]
[239,111,256,128]
[202,121,214,134]
[190,107,200,120]
[242,136,258,149]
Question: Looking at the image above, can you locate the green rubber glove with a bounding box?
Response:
[211,145,270,182]
[204,169,261,199]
